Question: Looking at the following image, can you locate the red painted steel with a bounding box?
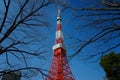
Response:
[57,24,62,31]
[45,9,74,80]
[45,48,74,80]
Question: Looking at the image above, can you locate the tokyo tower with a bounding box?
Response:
[45,9,75,80]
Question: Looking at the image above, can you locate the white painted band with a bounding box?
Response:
[52,43,66,50]
[56,30,63,39]
[57,17,61,19]
[57,21,61,24]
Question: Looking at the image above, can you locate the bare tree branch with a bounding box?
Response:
[6,52,12,67]
[68,0,120,60]
[85,43,120,59]
[0,0,53,79]
[101,0,120,7]
[70,24,120,58]
[0,0,11,32]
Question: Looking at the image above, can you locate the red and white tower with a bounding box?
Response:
[45,9,74,80]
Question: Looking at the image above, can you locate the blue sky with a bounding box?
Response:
[1,0,120,80]
[44,1,106,80]
[44,0,119,80]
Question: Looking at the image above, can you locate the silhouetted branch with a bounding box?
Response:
[85,43,120,59]
[6,52,12,67]
[101,0,120,7]
[0,0,71,79]
[69,0,120,59]
[0,0,11,32]
[70,26,120,58]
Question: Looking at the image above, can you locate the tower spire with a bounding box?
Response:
[58,8,61,17]
[55,8,64,45]
[45,8,75,80]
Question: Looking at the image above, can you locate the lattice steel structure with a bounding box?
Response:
[45,9,74,80]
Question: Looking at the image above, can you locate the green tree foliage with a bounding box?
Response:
[100,52,120,80]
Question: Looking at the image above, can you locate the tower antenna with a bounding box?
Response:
[45,8,75,80]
